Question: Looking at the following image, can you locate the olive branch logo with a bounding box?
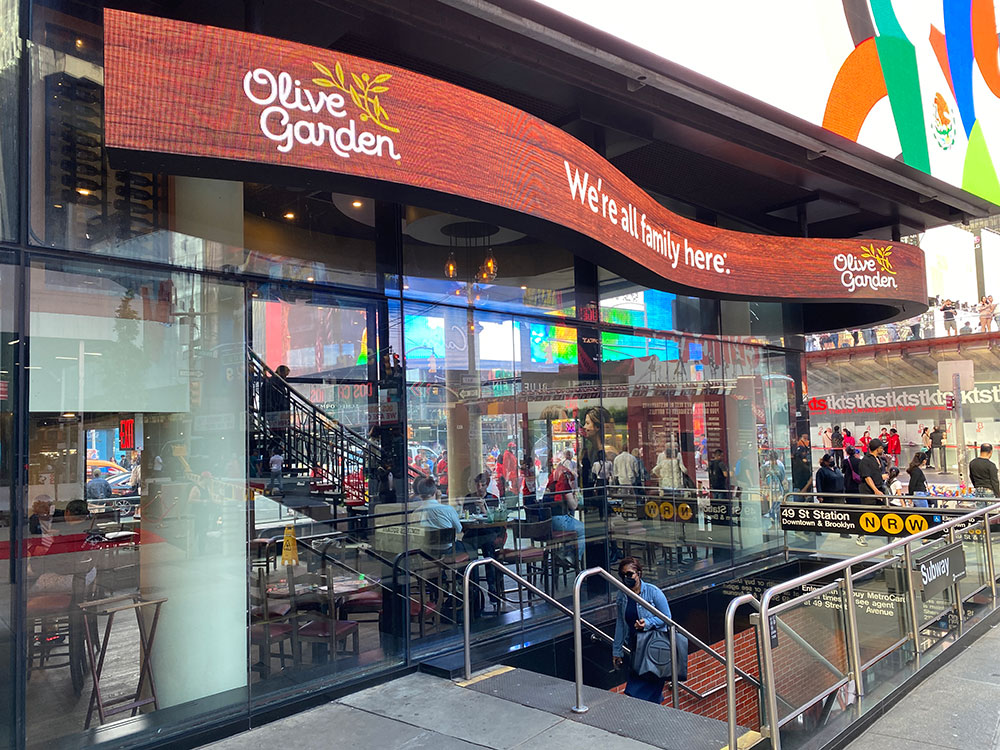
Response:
[860,244,896,275]
[311,61,399,133]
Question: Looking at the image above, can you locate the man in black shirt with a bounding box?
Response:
[930,425,947,473]
[856,439,888,547]
[859,439,888,499]
[791,435,813,496]
[969,443,1000,498]
[708,449,729,500]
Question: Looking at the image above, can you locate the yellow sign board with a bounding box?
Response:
[881,513,904,535]
[678,503,693,521]
[904,514,929,534]
[660,501,675,520]
[280,525,299,566]
[859,512,881,534]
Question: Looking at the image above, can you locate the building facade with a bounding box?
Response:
[0,2,940,749]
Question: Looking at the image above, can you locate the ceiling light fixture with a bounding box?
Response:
[444,252,458,280]
[352,200,363,208]
[481,247,498,281]
[283,212,295,220]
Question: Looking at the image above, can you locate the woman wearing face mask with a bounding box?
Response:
[611,557,673,703]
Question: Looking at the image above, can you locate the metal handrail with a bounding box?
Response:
[749,499,1000,750]
[461,556,620,680]
[571,566,763,714]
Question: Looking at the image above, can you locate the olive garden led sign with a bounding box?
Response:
[104,9,926,310]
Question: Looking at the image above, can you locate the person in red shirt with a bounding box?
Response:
[434,451,448,495]
[886,428,902,467]
[501,442,519,500]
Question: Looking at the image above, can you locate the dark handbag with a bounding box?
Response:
[632,627,688,680]
[682,472,695,490]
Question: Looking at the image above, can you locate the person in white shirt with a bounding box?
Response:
[268,450,284,494]
[652,446,688,492]
[613,445,641,489]
[563,450,578,489]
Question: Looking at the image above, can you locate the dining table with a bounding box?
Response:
[266,572,380,599]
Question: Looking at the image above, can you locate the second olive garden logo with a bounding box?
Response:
[833,244,898,293]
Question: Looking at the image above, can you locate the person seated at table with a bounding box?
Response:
[27,499,98,594]
[413,476,463,556]
[533,459,586,563]
[462,472,499,515]
[414,477,462,534]
[461,473,506,602]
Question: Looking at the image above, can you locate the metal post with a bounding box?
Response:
[902,543,922,670]
[984,511,996,601]
[726,594,758,750]
[757,595,782,750]
[462,558,477,680]
[669,624,680,709]
[571,573,588,713]
[843,568,865,697]
[948,528,964,635]
[953,372,969,484]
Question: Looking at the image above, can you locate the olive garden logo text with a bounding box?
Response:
[242,60,401,161]
[834,244,898,293]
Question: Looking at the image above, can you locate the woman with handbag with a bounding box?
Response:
[611,557,673,703]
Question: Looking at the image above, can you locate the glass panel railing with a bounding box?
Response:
[769,587,850,729]
[755,498,1000,750]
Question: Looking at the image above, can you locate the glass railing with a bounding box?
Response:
[726,493,1000,750]
[805,304,999,351]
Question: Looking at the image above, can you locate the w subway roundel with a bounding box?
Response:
[103,10,927,309]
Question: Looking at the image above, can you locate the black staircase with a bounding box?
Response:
[248,350,414,512]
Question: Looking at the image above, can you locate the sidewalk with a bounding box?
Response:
[847,622,1000,750]
[201,672,663,750]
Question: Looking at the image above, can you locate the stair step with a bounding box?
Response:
[459,666,752,750]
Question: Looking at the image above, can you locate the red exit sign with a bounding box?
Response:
[120,418,135,450]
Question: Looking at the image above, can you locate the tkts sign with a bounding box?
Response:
[103,10,927,309]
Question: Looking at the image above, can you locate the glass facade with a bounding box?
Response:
[0,3,823,749]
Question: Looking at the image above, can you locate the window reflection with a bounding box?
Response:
[401,205,576,318]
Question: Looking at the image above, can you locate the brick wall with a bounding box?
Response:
[612,627,762,730]
[612,598,902,730]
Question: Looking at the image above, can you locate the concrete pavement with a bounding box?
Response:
[847,622,1000,750]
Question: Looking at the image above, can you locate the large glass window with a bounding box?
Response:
[599,327,793,583]
[245,281,407,707]
[27,12,385,290]
[401,205,576,318]
[0,0,18,241]
[403,298,607,651]
[599,267,719,336]
[23,258,247,748]
[0,255,17,750]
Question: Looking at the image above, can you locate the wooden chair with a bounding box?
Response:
[548,523,583,593]
[498,519,551,601]
[249,569,297,678]
[249,536,279,574]
[287,565,359,661]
